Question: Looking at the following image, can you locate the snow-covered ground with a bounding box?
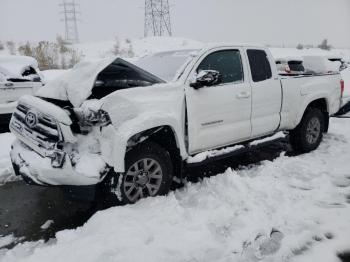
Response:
[0,117,350,261]
[74,36,203,60]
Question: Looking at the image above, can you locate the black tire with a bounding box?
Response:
[102,141,173,205]
[289,108,325,153]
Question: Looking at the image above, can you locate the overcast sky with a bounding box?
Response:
[0,0,349,48]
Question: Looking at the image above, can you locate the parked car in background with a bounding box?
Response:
[303,55,340,75]
[327,55,348,71]
[0,56,43,128]
[275,57,305,75]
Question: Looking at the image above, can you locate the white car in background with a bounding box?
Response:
[0,56,43,129]
[327,55,348,71]
[275,57,305,75]
[303,55,341,75]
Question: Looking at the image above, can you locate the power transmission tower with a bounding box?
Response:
[144,0,172,37]
[59,0,80,44]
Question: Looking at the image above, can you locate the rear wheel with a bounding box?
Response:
[104,141,173,205]
[289,108,325,153]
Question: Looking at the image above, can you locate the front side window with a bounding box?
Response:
[197,50,244,84]
[247,49,272,82]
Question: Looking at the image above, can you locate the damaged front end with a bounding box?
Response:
[9,95,112,186]
[9,57,166,187]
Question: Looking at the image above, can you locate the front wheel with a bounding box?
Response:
[103,141,173,205]
[289,108,325,153]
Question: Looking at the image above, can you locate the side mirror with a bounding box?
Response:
[190,70,222,89]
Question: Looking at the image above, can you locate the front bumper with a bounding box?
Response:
[10,139,106,186]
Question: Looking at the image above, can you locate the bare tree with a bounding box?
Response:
[6,41,16,55]
[318,39,331,50]
[10,38,81,70]
[56,35,69,54]
[67,49,82,68]
[112,37,121,56]
[18,42,33,56]
[126,40,135,58]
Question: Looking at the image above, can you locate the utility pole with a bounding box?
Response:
[59,0,80,44]
[144,0,172,37]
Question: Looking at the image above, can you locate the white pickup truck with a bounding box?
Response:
[9,45,343,204]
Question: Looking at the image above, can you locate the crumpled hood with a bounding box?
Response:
[36,57,165,108]
[36,57,116,107]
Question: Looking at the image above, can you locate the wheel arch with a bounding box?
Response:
[296,97,329,132]
[126,125,184,181]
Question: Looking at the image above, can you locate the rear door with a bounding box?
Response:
[186,48,252,154]
[246,49,282,137]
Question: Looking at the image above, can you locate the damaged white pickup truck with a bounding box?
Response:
[9,45,343,204]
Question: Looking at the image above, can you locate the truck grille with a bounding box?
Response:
[10,102,62,151]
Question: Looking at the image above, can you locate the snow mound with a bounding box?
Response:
[74,37,204,60]
[0,133,18,185]
[1,118,350,262]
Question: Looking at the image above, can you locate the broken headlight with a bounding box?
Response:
[73,108,111,127]
[51,151,66,168]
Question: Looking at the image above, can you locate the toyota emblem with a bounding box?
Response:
[25,111,38,128]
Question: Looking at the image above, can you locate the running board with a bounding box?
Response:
[186,133,287,167]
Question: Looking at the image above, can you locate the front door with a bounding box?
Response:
[186,48,252,154]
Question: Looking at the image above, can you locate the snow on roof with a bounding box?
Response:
[0,55,38,78]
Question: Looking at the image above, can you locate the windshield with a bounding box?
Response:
[134,49,199,81]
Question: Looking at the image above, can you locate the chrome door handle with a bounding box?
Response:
[236,92,251,99]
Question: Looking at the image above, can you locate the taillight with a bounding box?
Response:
[340,79,344,97]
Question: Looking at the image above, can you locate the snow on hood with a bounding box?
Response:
[36,57,116,107]
[36,56,166,107]
[0,55,39,79]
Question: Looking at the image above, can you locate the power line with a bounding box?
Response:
[144,0,172,37]
[59,0,80,44]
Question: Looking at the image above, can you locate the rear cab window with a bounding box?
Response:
[197,50,244,84]
[247,49,272,82]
